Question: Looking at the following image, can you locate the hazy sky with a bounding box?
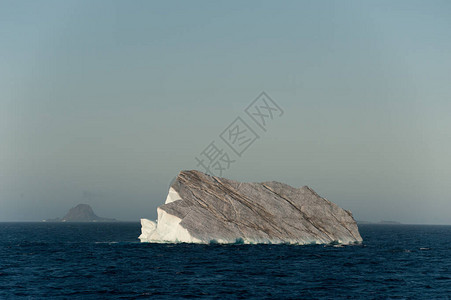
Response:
[1,0,450,224]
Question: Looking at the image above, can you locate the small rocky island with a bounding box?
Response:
[139,170,363,244]
[45,204,116,222]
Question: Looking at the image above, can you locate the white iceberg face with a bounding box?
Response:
[139,196,201,243]
[164,187,182,204]
[138,218,157,242]
[139,187,198,243]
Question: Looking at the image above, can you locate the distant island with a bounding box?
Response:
[357,220,403,225]
[44,204,117,222]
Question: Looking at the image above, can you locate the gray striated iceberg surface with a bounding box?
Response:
[139,170,362,245]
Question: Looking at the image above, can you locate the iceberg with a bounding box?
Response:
[139,170,363,245]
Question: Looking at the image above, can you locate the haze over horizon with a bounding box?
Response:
[1,1,451,224]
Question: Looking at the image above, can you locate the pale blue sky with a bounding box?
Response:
[1,0,450,223]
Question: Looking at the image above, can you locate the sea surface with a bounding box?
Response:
[0,223,450,299]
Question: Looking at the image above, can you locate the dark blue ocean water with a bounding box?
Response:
[0,223,450,299]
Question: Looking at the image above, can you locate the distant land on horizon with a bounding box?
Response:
[44,204,117,222]
[357,220,403,225]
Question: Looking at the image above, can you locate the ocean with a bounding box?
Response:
[0,223,450,299]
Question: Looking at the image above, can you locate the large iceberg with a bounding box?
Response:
[139,170,362,245]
